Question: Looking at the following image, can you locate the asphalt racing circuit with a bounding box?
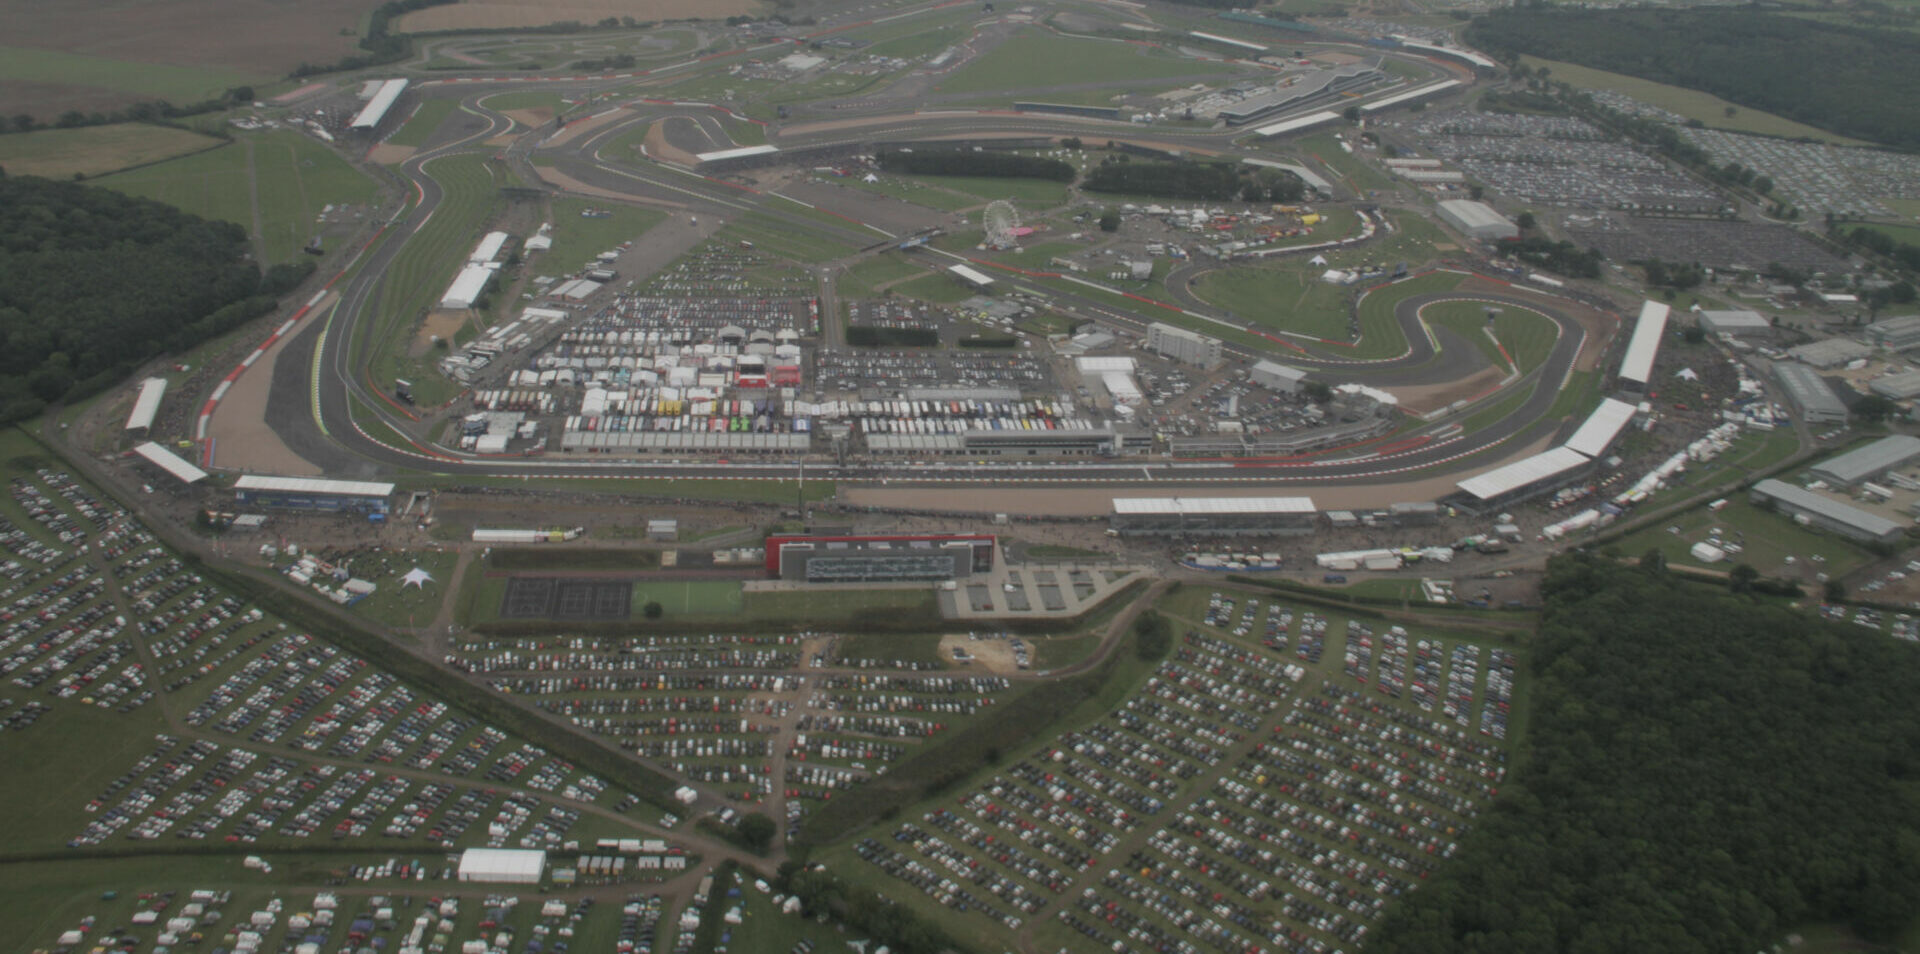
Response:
[216,0,1616,501]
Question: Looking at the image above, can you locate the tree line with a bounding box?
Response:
[1469,6,1920,149]
[875,149,1075,182]
[1370,555,1920,953]
[1082,159,1305,202]
[0,174,312,423]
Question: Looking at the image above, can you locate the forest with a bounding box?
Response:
[875,150,1075,182]
[0,174,305,423]
[1370,555,1920,954]
[1467,7,1920,149]
[1082,160,1305,202]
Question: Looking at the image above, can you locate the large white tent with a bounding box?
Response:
[458,848,546,883]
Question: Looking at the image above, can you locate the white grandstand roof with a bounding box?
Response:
[1190,30,1266,52]
[1359,79,1460,113]
[1114,496,1316,515]
[1248,111,1342,139]
[350,79,408,130]
[1618,300,1670,386]
[126,377,167,431]
[469,231,510,265]
[947,264,995,287]
[234,475,395,498]
[131,442,207,485]
[1562,398,1637,459]
[1455,446,1590,501]
[1396,39,1499,70]
[441,264,493,309]
[694,144,778,163]
[1241,156,1333,193]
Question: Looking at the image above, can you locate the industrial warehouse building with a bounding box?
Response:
[1697,309,1774,339]
[1109,497,1318,536]
[1616,300,1669,393]
[457,848,546,884]
[1867,315,1920,352]
[1749,479,1905,544]
[1250,360,1309,393]
[1146,323,1225,369]
[233,476,394,516]
[765,533,996,582]
[1771,361,1849,426]
[1869,371,1920,401]
[1808,434,1920,487]
[1445,446,1593,513]
[1435,200,1518,241]
[1788,338,1873,369]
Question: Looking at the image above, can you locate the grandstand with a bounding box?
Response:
[1617,300,1670,392]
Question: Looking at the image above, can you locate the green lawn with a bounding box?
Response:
[935,32,1241,95]
[540,197,666,275]
[0,123,223,179]
[386,97,459,149]
[1293,131,1396,195]
[822,173,984,213]
[715,214,857,263]
[633,580,746,617]
[904,173,1071,208]
[834,632,950,668]
[96,130,378,262]
[865,23,968,59]
[1190,264,1354,340]
[1612,497,1877,578]
[1519,55,1871,146]
[0,46,264,107]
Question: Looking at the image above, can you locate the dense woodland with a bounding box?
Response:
[0,174,308,423]
[1082,160,1305,202]
[1371,556,1920,953]
[1468,7,1920,149]
[875,150,1075,182]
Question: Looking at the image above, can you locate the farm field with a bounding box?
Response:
[1518,55,1871,146]
[394,0,760,33]
[96,130,379,262]
[0,123,223,179]
[935,32,1243,95]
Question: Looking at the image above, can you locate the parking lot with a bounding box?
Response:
[825,586,1518,953]
[1400,111,1724,212]
[1684,127,1920,219]
[1565,215,1847,270]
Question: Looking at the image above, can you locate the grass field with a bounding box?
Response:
[348,548,464,630]
[0,45,264,107]
[834,632,950,668]
[893,271,979,304]
[865,23,968,59]
[907,173,1071,208]
[541,197,666,275]
[1190,264,1354,340]
[741,588,938,623]
[1348,270,1467,359]
[386,97,459,149]
[935,32,1240,95]
[1519,56,1871,146]
[837,254,931,299]
[1293,131,1395,195]
[633,580,745,617]
[96,130,378,262]
[0,123,224,178]
[715,214,857,264]
[1611,496,1875,577]
[1424,300,1559,373]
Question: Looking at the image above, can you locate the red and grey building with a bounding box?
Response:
[764,533,996,583]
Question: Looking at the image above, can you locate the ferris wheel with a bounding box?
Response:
[983,199,1021,249]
